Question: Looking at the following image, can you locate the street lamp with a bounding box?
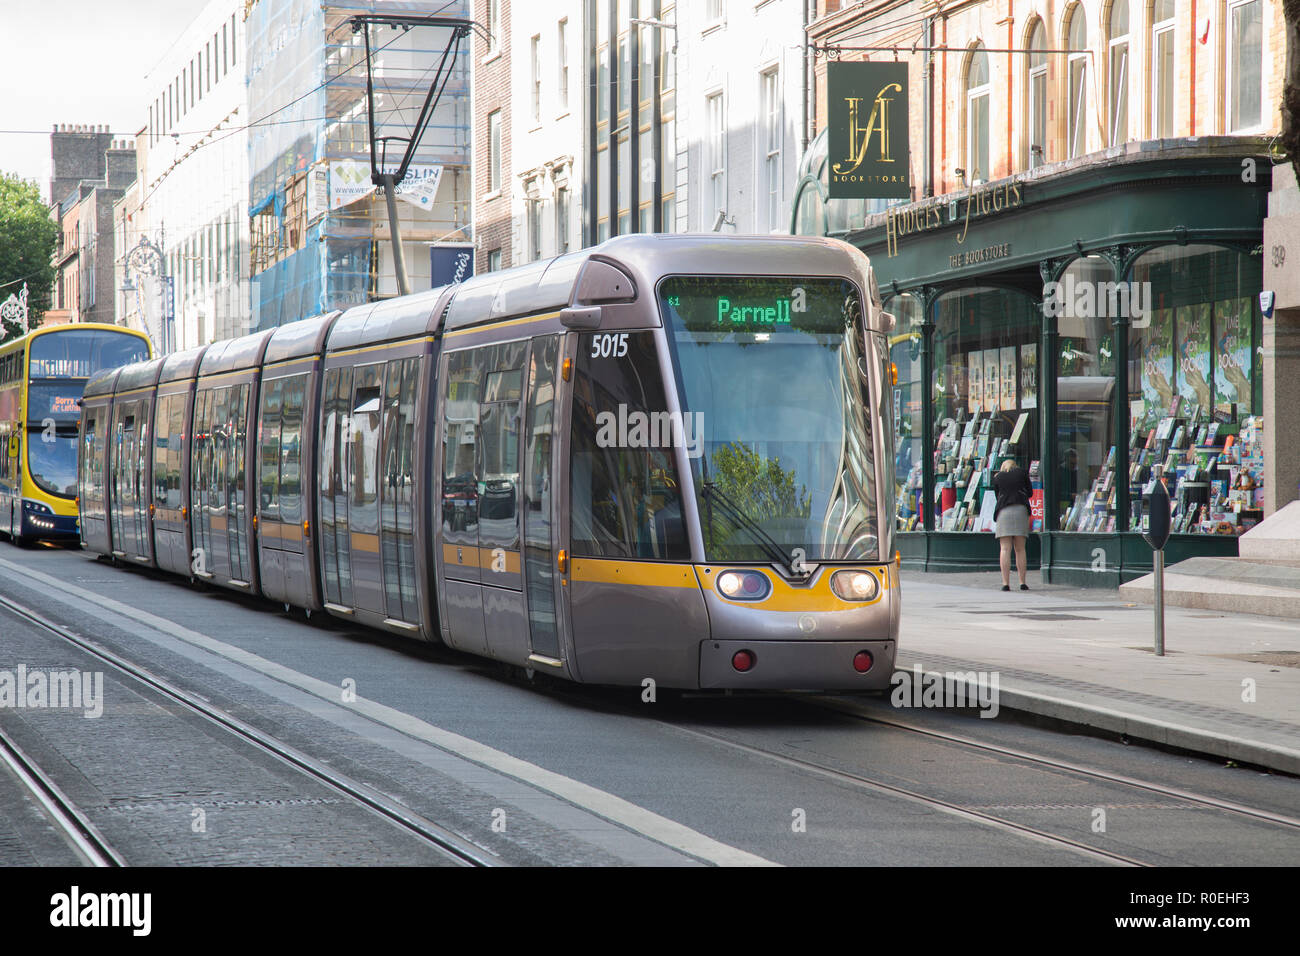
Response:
[630,16,677,55]
[124,234,170,354]
[630,14,678,233]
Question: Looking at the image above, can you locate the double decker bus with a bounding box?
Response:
[0,323,151,544]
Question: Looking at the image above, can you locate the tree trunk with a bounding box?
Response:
[1283,0,1300,178]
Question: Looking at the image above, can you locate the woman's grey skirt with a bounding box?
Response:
[995,503,1030,538]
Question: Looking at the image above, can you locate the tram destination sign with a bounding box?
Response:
[828,62,910,200]
[661,277,856,335]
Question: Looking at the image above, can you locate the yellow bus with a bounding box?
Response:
[0,323,151,544]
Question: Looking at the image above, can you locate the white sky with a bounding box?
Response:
[0,0,211,202]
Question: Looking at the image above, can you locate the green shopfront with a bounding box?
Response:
[794,136,1272,586]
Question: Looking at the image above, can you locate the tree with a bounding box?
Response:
[1284,0,1300,179]
[703,441,812,559]
[0,172,57,342]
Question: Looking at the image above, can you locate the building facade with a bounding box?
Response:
[508,0,583,264]
[246,0,471,326]
[118,0,251,352]
[795,0,1282,585]
[48,126,136,327]
[473,0,515,272]
[675,0,806,235]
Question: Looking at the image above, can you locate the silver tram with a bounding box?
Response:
[76,235,900,690]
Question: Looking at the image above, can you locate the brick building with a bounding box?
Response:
[474,0,513,273]
[48,125,137,326]
[794,0,1282,584]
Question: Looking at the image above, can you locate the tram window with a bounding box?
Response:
[167,395,184,510]
[569,331,689,560]
[320,367,341,603]
[154,398,170,507]
[279,374,305,525]
[442,350,480,535]
[229,384,249,572]
[82,415,96,499]
[350,366,382,535]
[259,378,284,519]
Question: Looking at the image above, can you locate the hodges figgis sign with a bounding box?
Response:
[828,62,910,200]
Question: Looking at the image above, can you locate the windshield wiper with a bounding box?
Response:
[699,479,802,575]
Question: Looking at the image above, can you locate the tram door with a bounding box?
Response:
[347,364,385,614]
[521,335,563,660]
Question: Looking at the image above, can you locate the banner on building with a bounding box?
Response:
[394,165,444,211]
[827,62,910,199]
[330,160,376,209]
[307,163,329,222]
[430,242,475,288]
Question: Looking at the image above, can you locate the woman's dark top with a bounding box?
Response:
[992,465,1032,518]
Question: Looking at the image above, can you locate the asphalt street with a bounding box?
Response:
[1,543,1298,866]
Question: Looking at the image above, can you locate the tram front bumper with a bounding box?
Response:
[699,638,897,691]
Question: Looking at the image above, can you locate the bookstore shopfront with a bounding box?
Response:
[798,139,1271,585]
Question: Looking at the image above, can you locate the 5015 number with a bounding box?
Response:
[591,333,629,358]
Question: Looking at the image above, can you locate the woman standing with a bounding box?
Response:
[992,458,1032,591]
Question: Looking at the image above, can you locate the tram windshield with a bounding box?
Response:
[660,276,879,562]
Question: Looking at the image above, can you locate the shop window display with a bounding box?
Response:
[931,287,1041,532]
[1127,244,1264,535]
[1054,256,1117,533]
[887,294,924,531]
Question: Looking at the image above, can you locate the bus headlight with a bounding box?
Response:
[23,500,53,515]
[831,570,880,602]
[716,570,771,601]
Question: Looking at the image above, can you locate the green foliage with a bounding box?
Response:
[0,172,56,342]
[703,442,811,557]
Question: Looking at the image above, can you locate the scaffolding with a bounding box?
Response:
[245,0,471,329]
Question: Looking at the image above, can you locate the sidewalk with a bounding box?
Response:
[894,569,1300,776]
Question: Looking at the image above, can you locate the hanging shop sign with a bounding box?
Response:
[827,62,910,199]
[430,243,475,288]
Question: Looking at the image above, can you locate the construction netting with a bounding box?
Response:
[245,0,471,330]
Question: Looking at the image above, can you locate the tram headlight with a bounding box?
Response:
[716,570,771,601]
[831,570,880,602]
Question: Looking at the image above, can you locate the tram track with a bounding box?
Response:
[0,721,124,867]
[656,718,1152,867]
[641,690,1300,867]
[0,591,502,868]
[814,697,1300,832]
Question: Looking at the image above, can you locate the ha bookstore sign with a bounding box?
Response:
[827,62,910,199]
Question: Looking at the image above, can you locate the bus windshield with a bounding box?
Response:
[27,426,79,498]
[660,276,879,562]
[28,329,149,378]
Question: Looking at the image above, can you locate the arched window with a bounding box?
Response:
[1066,5,1089,158]
[966,43,990,184]
[1026,20,1047,168]
[1228,0,1263,132]
[1152,0,1176,137]
[1108,1,1130,145]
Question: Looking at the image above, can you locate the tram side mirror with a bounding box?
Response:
[880,310,896,332]
[560,306,602,330]
[1143,476,1172,551]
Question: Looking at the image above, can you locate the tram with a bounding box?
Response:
[76,235,900,690]
[0,323,150,544]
